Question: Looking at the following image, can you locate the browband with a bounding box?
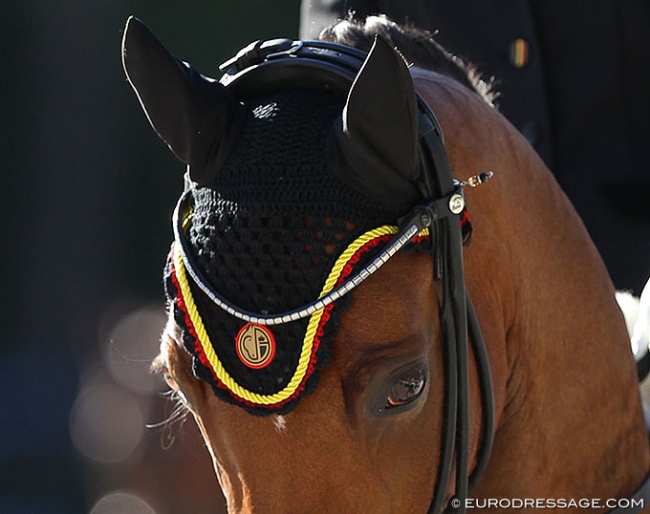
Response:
[173,183,464,326]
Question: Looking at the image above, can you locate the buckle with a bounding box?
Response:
[398,185,466,232]
[219,39,301,74]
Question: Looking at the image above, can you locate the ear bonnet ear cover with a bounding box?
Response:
[125,19,433,415]
[122,16,236,183]
[331,36,422,207]
[163,87,433,415]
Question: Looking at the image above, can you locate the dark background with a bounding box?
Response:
[1,2,299,513]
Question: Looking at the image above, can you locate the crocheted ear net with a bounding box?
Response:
[164,88,419,415]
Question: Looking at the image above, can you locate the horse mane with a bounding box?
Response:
[318,15,496,103]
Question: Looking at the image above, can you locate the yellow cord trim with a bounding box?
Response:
[173,224,427,405]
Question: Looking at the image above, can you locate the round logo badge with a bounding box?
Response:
[235,323,276,369]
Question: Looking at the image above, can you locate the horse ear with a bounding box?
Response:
[121,16,235,183]
[332,36,421,206]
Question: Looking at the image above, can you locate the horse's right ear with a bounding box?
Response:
[121,16,234,183]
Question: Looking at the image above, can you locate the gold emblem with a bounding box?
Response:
[235,323,276,369]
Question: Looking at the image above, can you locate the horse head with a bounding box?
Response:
[123,15,650,514]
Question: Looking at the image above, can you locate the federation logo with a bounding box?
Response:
[235,323,276,369]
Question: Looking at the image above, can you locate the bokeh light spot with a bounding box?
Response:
[103,305,167,394]
[89,491,156,514]
[70,383,144,463]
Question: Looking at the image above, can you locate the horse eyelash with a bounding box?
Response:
[147,387,191,450]
[148,355,192,448]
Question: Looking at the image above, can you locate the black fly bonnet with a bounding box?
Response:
[122,17,495,514]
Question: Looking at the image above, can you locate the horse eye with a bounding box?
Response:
[385,365,426,409]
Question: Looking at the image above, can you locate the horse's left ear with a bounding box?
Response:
[121,16,235,183]
[331,36,421,207]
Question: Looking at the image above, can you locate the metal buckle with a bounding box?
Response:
[219,39,302,74]
[266,40,303,60]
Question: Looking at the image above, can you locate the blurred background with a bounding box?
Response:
[1,2,299,513]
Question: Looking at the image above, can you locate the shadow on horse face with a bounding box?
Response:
[126,14,650,514]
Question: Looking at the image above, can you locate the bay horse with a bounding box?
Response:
[122,15,650,514]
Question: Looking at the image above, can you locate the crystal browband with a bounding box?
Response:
[171,188,465,327]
